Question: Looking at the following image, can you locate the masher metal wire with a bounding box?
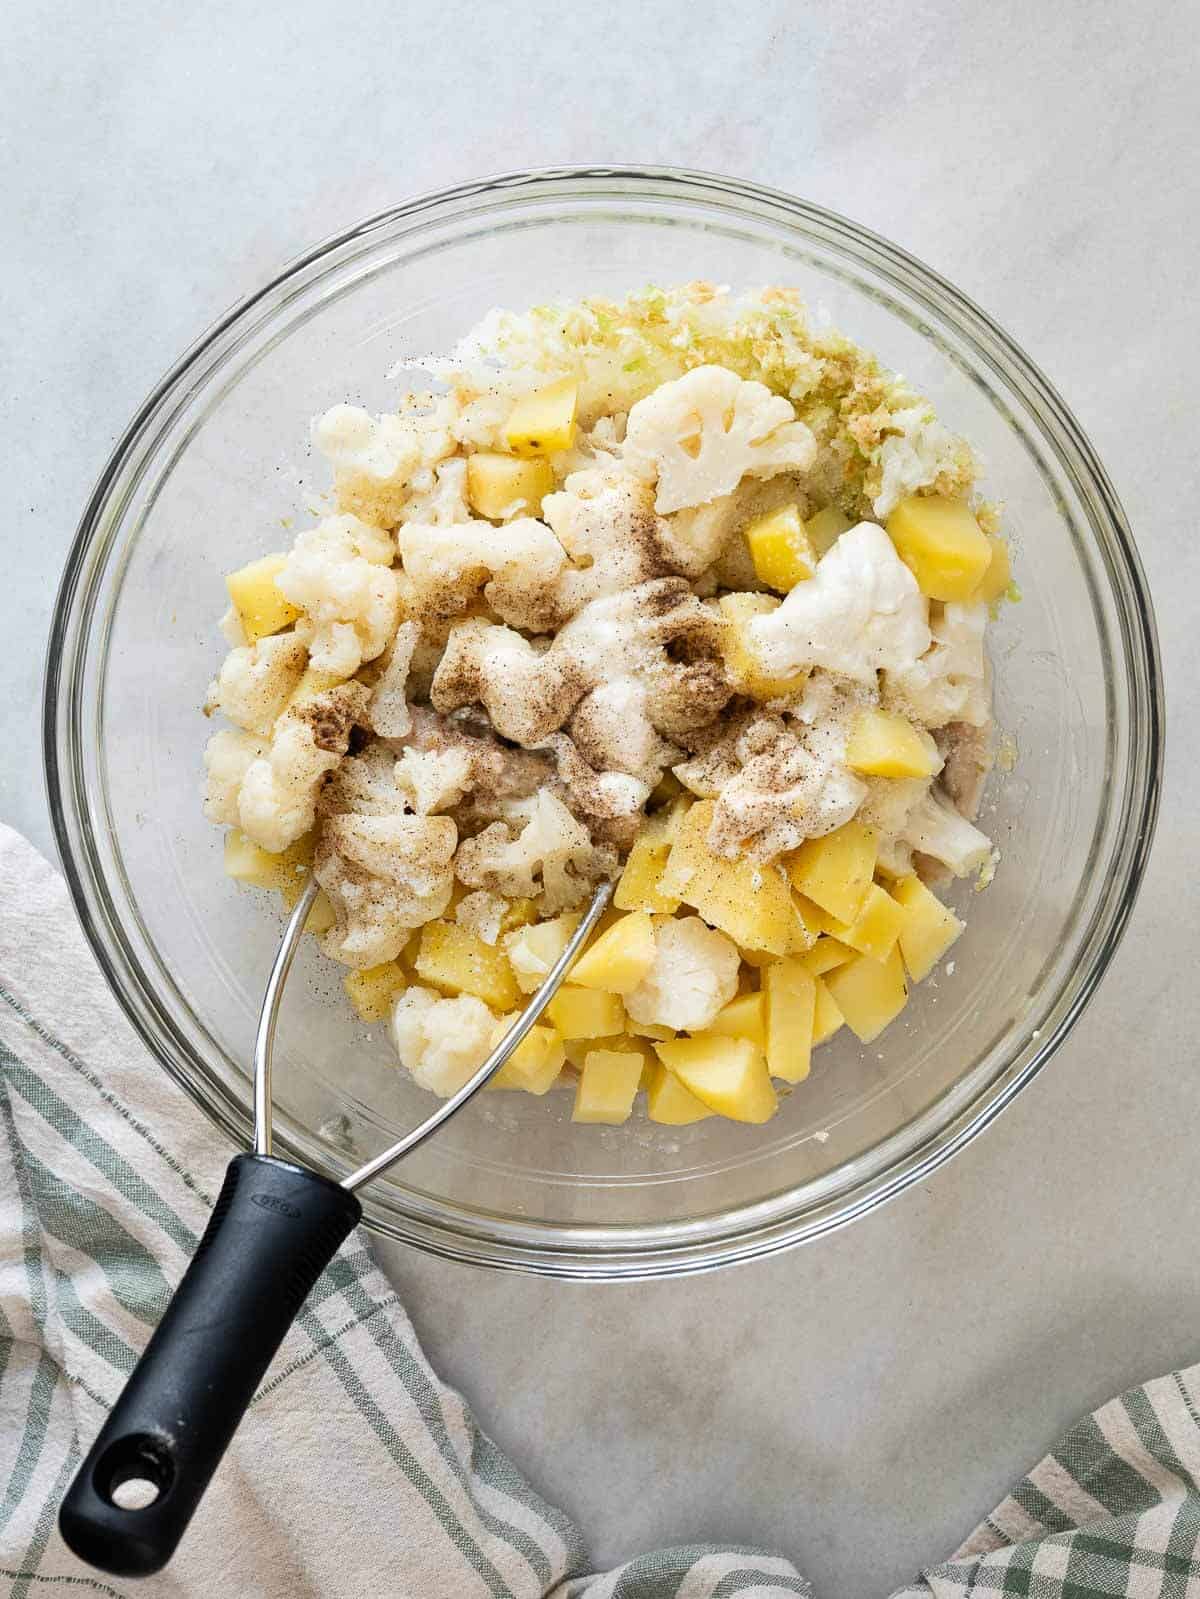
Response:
[252,874,614,1192]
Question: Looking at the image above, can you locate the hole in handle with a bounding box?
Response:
[96,1435,175,1512]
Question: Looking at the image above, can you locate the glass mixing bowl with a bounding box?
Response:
[45,167,1163,1278]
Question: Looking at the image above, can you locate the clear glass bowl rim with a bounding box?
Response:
[44,164,1164,1279]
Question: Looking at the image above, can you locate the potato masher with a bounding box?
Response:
[59,875,613,1577]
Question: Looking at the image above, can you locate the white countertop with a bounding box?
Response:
[4,3,1196,1592]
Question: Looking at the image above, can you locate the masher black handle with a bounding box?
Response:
[58,1153,361,1577]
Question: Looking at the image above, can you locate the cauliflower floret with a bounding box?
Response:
[871,404,975,519]
[540,469,674,615]
[276,514,400,678]
[903,786,993,877]
[709,737,866,861]
[399,457,471,527]
[316,813,457,967]
[569,680,679,787]
[314,399,459,528]
[539,733,651,824]
[393,746,473,815]
[454,889,507,946]
[883,602,990,729]
[202,728,267,826]
[232,683,364,853]
[623,365,816,513]
[431,619,586,746]
[455,790,613,913]
[320,739,409,819]
[397,517,567,622]
[748,522,931,685]
[204,632,307,736]
[367,621,420,739]
[390,986,496,1096]
[218,606,248,648]
[624,916,739,1033]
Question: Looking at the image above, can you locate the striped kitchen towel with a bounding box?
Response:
[1,819,1197,1599]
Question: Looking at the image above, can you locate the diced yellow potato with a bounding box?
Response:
[284,666,347,713]
[563,1033,654,1070]
[343,962,408,1023]
[224,828,314,892]
[969,535,1012,605]
[845,708,941,779]
[571,912,656,994]
[744,504,816,592]
[890,875,964,981]
[824,947,908,1043]
[490,1022,566,1095]
[812,977,845,1045]
[706,992,767,1050]
[659,801,797,956]
[799,936,855,976]
[648,770,685,807]
[414,920,519,1011]
[787,820,879,924]
[646,1063,714,1125]
[505,913,582,994]
[572,1048,643,1125]
[225,553,300,644]
[614,834,680,914]
[466,452,555,519]
[830,882,906,964]
[654,1036,778,1125]
[718,593,809,702]
[499,897,538,933]
[763,958,815,1083]
[805,504,854,556]
[886,494,993,603]
[302,888,336,935]
[546,986,625,1041]
[504,378,579,457]
[624,1018,676,1041]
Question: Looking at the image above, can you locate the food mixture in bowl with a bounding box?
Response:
[202,283,1011,1129]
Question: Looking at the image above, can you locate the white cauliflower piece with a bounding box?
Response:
[202,728,267,826]
[455,790,612,913]
[540,469,672,613]
[748,522,931,685]
[624,916,739,1033]
[276,514,400,678]
[238,721,341,852]
[314,400,458,527]
[367,621,420,739]
[623,365,816,513]
[903,786,993,877]
[317,813,457,967]
[884,602,991,729]
[431,618,586,746]
[204,632,307,736]
[399,457,471,527]
[502,914,580,994]
[710,738,866,861]
[569,680,678,787]
[390,986,496,1096]
[398,516,567,620]
[218,606,248,648]
[872,404,973,518]
[454,890,507,946]
[393,746,473,815]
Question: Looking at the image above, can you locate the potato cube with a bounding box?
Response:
[800,937,855,976]
[466,452,555,520]
[225,553,301,644]
[890,875,964,981]
[490,1022,565,1095]
[970,534,1012,605]
[343,962,408,1023]
[763,958,815,1083]
[504,378,579,457]
[646,1063,714,1125]
[706,992,767,1051]
[845,708,941,779]
[654,1036,778,1124]
[284,666,347,713]
[546,986,625,1040]
[805,504,854,556]
[824,947,908,1043]
[414,920,519,1011]
[718,593,809,702]
[744,504,816,592]
[832,883,906,963]
[886,494,993,602]
[659,801,797,956]
[648,770,685,807]
[624,1018,676,1041]
[812,978,845,1045]
[505,913,582,993]
[224,827,314,892]
[570,911,656,994]
[787,820,879,924]
[302,889,336,935]
[572,1048,643,1125]
[499,897,538,933]
[614,834,681,915]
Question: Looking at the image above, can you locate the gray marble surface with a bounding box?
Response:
[3,3,1196,1593]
